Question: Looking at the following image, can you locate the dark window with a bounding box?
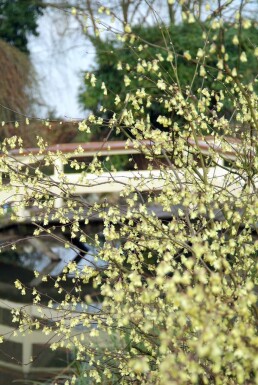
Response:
[32,344,72,368]
[0,307,13,326]
[0,340,22,363]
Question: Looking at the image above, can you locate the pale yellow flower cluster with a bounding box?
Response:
[0,3,257,385]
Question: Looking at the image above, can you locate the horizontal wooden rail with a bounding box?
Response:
[187,135,254,160]
[5,140,154,158]
[1,136,248,161]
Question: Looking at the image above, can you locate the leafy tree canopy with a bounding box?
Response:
[79,22,258,138]
[0,0,43,53]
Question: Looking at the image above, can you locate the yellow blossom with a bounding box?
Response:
[184,51,191,60]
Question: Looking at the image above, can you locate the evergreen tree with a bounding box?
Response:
[0,0,43,53]
[79,22,258,138]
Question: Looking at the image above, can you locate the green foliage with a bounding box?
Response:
[80,22,258,130]
[0,0,43,53]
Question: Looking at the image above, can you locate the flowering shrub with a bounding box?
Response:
[0,1,258,384]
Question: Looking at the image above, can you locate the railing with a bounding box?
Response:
[0,138,248,221]
[0,297,99,375]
